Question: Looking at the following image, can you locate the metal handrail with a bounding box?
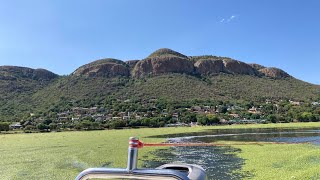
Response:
[75,137,205,180]
[75,168,189,180]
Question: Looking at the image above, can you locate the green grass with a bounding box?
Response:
[1,122,320,179]
[235,144,320,179]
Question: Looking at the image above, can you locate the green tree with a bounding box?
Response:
[24,125,35,131]
[182,112,197,123]
[108,120,127,129]
[91,122,100,130]
[49,123,57,130]
[300,112,315,122]
[197,115,209,125]
[267,114,277,123]
[80,120,93,130]
[217,106,228,113]
[207,114,220,124]
[128,119,142,127]
[36,123,49,131]
[0,122,10,131]
[43,119,52,125]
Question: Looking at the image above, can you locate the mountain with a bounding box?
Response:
[72,58,130,77]
[132,48,290,79]
[0,66,58,120]
[0,49,319,122]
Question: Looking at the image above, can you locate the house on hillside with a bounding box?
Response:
[192,106,202,112]
[172,113,179,121]
[112,117,121,120]
[289,100,301,106]
[265,99,272,104]
[248,106,261,114]
[229,113,240,118]
[90,107,98,114]
[58,117,70,121]
[10,122,22,129]
[123,116,130,120]
[71,117,80,122]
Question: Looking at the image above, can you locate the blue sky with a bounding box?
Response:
[0,0,319,84]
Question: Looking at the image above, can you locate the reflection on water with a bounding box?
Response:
[149,128,320,144]
[142,139,250,180]
[143,127,320,179]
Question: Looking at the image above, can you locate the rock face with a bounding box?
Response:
[194,59,224,75]
[126,60,140,69]
[259,67,290,79]
[73,48,291,79]
[133,56,194,77]
[223,59,258,75]
[132,49,194,77]
[0,66,58,81]
[249,63,266,70]
[72,58,130,77]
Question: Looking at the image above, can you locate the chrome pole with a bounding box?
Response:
[127,137,139,171]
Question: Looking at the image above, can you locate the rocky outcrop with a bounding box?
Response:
[147,48,188,59]
[132,49,194,77]
[194,59,224,75]
[249,63,266,70]
[223,59,258,75]
[133,56,194,77]
[259,67,290,79]
[72,48,291,79]
[0,66,58,81]
[72,58,130,77]
[126,60,140,69]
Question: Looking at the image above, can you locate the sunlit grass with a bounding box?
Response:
[235,144,320,179]
[1,122,320,179]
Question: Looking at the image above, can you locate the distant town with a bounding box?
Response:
[1,98,319,133]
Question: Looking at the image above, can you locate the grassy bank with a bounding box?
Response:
[0,122,320,179]
[235,144,320,179]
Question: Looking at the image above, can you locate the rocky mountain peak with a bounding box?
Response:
[72,58,130,77]
[73,48,291,80]
[147,48,188,59]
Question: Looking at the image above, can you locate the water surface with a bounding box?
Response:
[143,127,320,179]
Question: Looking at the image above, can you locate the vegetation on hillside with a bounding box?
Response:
[0,72,319,133]
[0,66,58,122]
[1,49,320,130]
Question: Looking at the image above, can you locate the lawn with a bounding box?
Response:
[1,122,320,180]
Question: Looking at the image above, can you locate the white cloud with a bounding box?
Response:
[220,15,238,23]
[227,15,236,22]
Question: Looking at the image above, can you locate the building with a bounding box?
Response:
[10,122,22,129]
[289,100,301,106]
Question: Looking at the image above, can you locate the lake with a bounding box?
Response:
[142,127,320,179]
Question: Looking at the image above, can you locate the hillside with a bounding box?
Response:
[0,49,319,122]
[31,73,319,111]
[0,66,58,120]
